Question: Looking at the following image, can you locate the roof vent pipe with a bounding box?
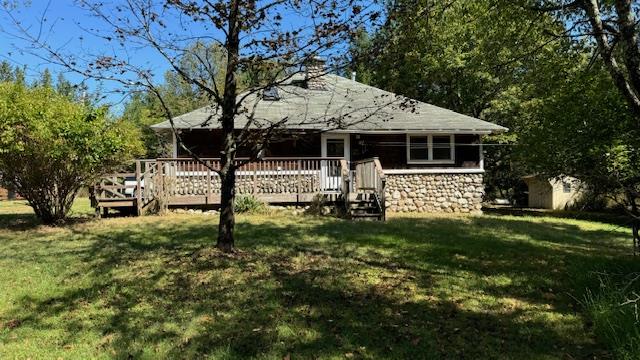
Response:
[304,56,326,90]
[351,71,356,82]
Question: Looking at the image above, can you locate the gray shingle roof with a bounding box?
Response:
[150,74,508,133]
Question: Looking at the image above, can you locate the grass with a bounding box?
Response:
[581,268,640,360]
[0,200,637,359]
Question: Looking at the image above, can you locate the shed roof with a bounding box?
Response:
[151,73,508,133]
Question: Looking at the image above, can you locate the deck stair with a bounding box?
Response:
[344,158,386,221]
[347,192,384,220]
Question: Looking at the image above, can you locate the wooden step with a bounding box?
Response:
[348,193,376,202]
[96,199,136,208]
[350,213,383,221]
[349,203,377,209]
[350,205,377,210]
[351,210,378,214]
[350,205,378,211]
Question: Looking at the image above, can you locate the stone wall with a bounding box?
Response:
[384,173,484,214]
[163,172,485,214]
[170,174,321,195]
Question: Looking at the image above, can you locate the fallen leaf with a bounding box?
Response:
[4,319,21,329]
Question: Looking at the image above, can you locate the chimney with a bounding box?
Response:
[305,56,326,90]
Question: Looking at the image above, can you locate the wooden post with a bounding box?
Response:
[158,160,167,213]
[206,163,212,204]
[253,164,258,195]
[135,160,142,216]
[479,138,484,170]
[297,160,302,203]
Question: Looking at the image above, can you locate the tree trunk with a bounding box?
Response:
[614,0,640,95]
[583,0,640,118]
[215,0,241,252]
[217,160,236,252]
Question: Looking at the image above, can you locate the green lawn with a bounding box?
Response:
[0,200,636,359]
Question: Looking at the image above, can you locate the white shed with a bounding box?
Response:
[522,175,583,210]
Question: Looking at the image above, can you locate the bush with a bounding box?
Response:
[582,271,640,359]
[304,193,336,216]
[0,82,143,224]
[568,185,612,212]
[234,194,266,214]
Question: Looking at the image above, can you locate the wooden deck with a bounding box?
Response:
[92,157,359,215]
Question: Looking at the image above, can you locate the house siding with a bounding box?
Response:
[177,129,321,158]
[178,130,481,169]
[350,134,480,169]
[551,179,581,210]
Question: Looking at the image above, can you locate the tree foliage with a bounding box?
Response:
[121,42,227,158]
[0,82,143,224]
[4,0,381,250]
[350,0,580,201]
[507,0,640,216]
[520,64,640,212]
[527,0,640,119]
[121,41,289,158]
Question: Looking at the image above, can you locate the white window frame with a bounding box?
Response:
[406,134,455,164]
[321,133,350,160]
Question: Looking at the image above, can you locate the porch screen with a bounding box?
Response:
[432,135,452,160]
[409,136,429,160]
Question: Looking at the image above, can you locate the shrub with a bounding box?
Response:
[582,271,640,359]
[0,82,143,224]
[234,194,266,214]
[304,193,335,216]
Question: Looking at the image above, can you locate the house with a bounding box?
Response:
[522,175,583,210]
[0,187,20,201]
[93,61,507,217]
[0,174,20,201]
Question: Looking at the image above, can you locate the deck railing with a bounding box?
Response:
[354,157,386,220]
[157,157,345,196]
[93,157,349,212]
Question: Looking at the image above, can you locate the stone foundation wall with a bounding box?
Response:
[170,174,321,195]
[384,173,484,213]
[164,172,485,214]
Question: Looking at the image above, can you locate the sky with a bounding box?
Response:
[0,1,178,108]
[0,1,379,111]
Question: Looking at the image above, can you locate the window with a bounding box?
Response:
[326,139,345,157]
[409,136,429,161]
[432,135,452,160]
[563,181,572,193]
[407,134,454,163]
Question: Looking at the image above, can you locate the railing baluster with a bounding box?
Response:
[297,160,301,196]
[95,157,362,212]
